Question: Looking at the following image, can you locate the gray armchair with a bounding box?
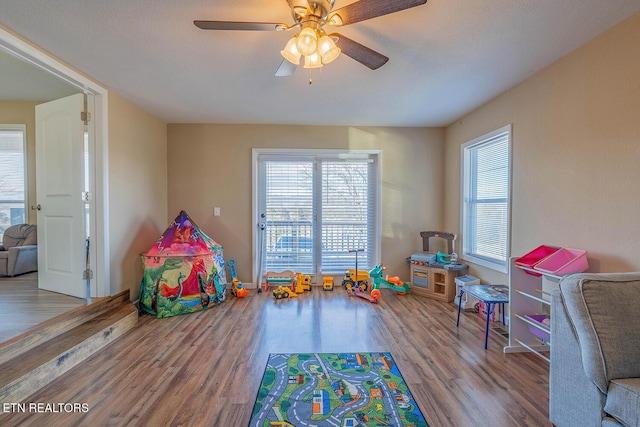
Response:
[0,223,38,277]
[550,273,640,427]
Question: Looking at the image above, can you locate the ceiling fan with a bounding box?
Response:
[194,0,428,78]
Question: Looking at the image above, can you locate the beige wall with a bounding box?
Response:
[167,124,444,283]
[108,92,167,298]
[0,96,168,300]
[1,26,169,298]
[444,14,640,283]
[11,13,636,298]
[0,101,40,224]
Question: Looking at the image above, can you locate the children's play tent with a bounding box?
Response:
[139,211,227,318]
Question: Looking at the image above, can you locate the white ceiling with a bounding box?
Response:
[0,49,79,101]
[1,1,638,127]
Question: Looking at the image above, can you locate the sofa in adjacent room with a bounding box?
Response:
[0,223,38,277]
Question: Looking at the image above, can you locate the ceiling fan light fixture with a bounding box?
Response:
[317,34,340,64]
[281,37,301,65]
[296,26,318,56]
[195,0,429,78]
[303,52,323,69]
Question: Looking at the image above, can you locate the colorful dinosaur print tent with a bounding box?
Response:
[139,211,227,318]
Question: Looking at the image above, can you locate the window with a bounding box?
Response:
[461,125,511,272]
[0,125,27,241]
[255,150,380,276]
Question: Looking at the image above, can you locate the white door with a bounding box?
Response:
[35,93,87,298]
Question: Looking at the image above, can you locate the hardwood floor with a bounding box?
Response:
[0,273,88,342]
[0,288,552,426]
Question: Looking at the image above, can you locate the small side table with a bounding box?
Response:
[456,285,509,349]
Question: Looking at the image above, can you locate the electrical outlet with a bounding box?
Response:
[214,207,220,216]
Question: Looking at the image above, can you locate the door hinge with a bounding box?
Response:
[81,111,91,124]
[82,191,93,202]
[83,269,94,280]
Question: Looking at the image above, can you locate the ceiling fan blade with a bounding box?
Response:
[194,20,284,31]
[328,0,427,26]
[331,33,388,70]
[275,59,297,77]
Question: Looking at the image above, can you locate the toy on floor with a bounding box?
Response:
[232,280,249,298]
[347,286,381,304]
[273,286,298,299]
[294,272,312,293]
[475,301,499,321]
[370,263,410,295]
[323,276,334,291]
[341,269,370,291]
[263,270,295,292]
[341,248,370,291]
[227,259,249,298]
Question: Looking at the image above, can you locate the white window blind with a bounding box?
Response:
[321,159,374,272]
[0,125,27,241]
[262,159,315,273]
[257,151,379,275]
[461,125,511,272]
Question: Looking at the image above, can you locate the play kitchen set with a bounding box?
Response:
[408,231,469,302]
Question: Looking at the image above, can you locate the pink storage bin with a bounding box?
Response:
[525,314,550,341]
[515,245,561,276]
[534,248,588,275]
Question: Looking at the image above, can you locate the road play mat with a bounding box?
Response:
[249,352,428,427]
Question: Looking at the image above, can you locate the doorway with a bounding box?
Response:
[35,93,93,298]
[0,26,109,342]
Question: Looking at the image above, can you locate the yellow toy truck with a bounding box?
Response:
[341,269,370,292]
[295,272,312,293]
[323,276,334,291]
[227,259,249,297]
[341,248,370,291]
[273,286,298,300]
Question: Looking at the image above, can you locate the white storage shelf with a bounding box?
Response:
[504,257,559,362]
